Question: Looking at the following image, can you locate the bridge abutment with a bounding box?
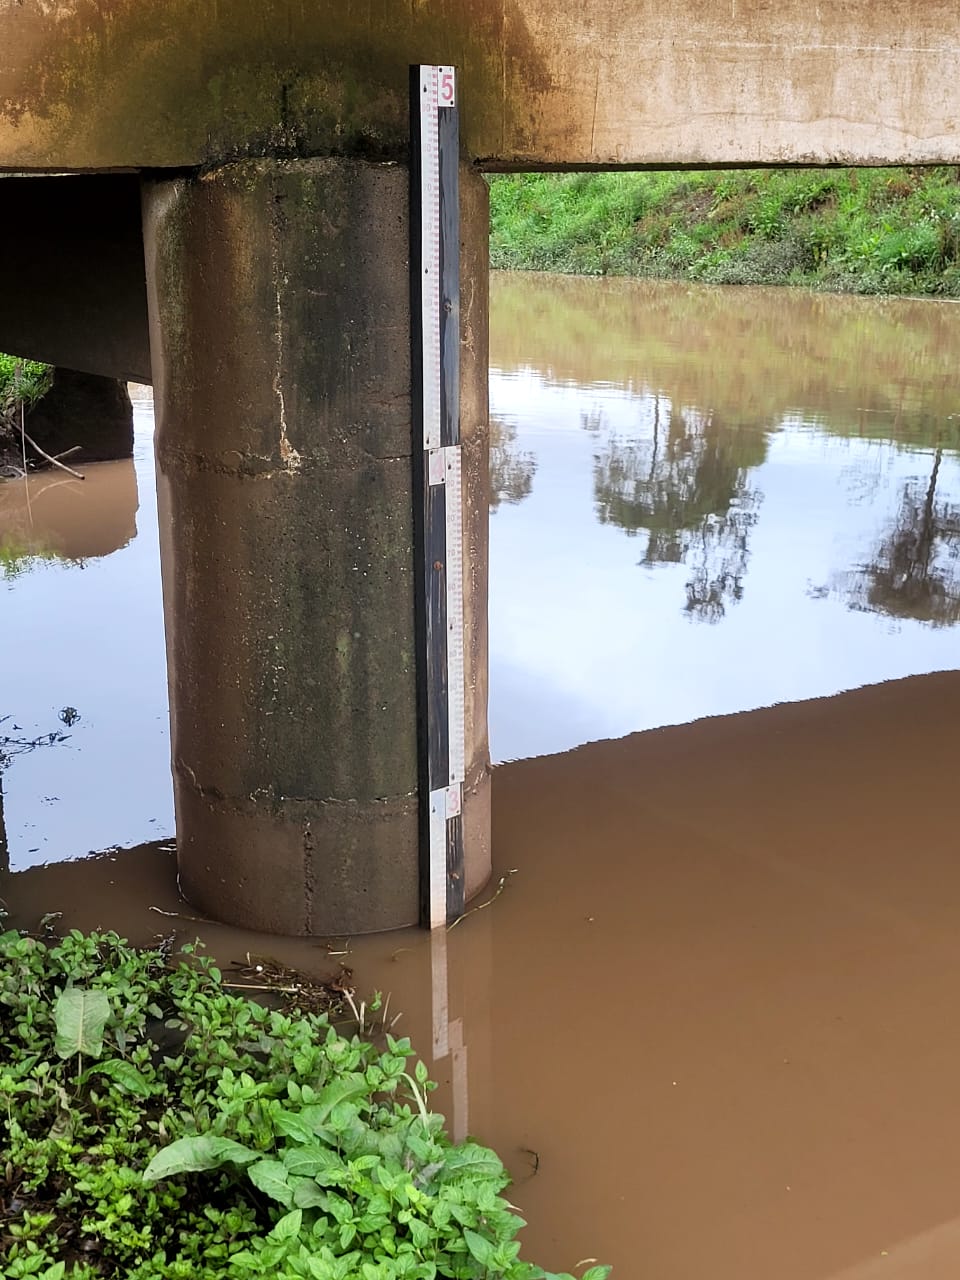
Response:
[141,157,490,935]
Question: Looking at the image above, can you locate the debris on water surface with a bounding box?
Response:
[224,953,354,1017]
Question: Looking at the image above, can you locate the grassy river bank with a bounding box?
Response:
[488,168,960,297]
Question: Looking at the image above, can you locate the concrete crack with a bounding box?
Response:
[590,60,601,158]
[303,823,316,933]
[269,199,302,472]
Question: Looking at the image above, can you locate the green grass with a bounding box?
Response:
[0,355,52,412]
[488,167,960,295]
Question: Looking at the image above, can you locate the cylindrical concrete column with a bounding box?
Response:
[141,158,490,935]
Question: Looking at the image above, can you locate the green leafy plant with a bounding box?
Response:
[0,355,52,440]
[0,928,610,1280]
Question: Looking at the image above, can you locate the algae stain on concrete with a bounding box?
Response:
[335,630,353,681]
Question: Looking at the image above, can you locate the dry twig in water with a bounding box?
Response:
[148,905,209,924]
[446,868,518,932]
[22,428,85,479]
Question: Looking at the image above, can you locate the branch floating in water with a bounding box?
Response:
[447,868,518,932]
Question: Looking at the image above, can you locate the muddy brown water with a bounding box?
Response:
[6,281,960,1278]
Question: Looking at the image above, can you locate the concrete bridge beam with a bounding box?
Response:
[0,175,150,383]
[142,158,491,935]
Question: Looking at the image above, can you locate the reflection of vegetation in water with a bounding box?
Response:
[838,449,960,627]
[0,535,56,579]
[490,273,960,455]
[490,415,537,511]
[681,503,758,624]
[593,401,765,622]
[0,709,79,875]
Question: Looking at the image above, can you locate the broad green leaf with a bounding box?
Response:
[306,1259,330,1280]
[313,1073,369,1123]
[86,1059,153,1097]
[248,1158,294,1207]
[449,1201,477,1226]
[356,1192,390,1223]
[408,1217,430,1250]
[375,1131,404,1164]
[325,1193,354,1225]
[494,1240,522,1268]
[403,1130,436,1163]
[291,1177,328,1208]
[268,1208,302,1241]
[328,1100,361,1132]
[282,1144,344,1177]
[143,1135,259,1183]
[438,1142,505,1182]
[54,987,111,1059]
[275,1109,321,1144]
[582,1269,612,1280]
[431,1199,452,1230]
[463,1228,496,1268]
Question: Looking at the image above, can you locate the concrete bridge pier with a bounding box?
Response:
[141,158,491,935]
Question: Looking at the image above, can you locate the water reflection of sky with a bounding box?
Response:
[5,281,960,857]
[1,404,173,870]
[489,364,960,764]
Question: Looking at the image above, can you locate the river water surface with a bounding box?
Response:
[5,278,960,1279]
[1,391,171,870]
[488,275,960,760]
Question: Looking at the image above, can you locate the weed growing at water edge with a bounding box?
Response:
[0,356,52,438]
[0,928,611,1280]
